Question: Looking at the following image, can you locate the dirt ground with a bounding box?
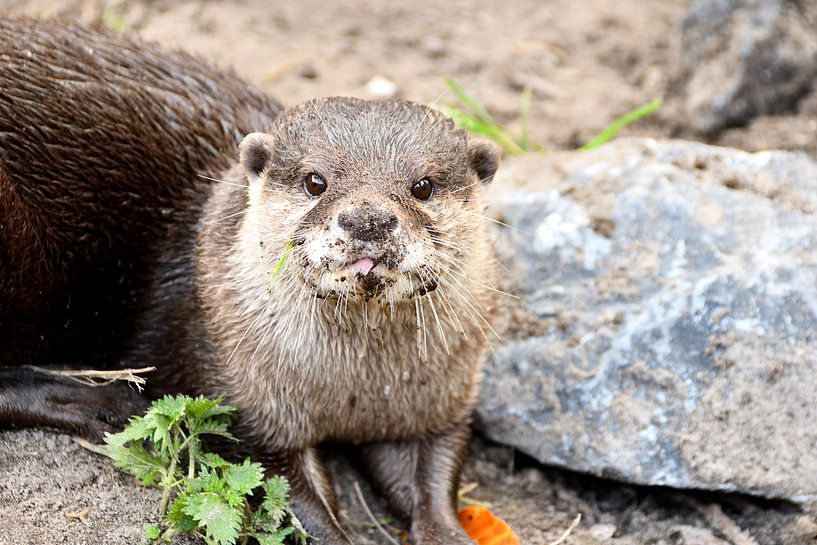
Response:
[2,0,817,544]
[7,0,816,156]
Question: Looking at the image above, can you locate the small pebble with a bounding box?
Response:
[588,523,617,539]
[365,76,397,98]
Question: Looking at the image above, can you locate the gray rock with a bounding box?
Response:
[674,0,817,134]
[477,138,817,501]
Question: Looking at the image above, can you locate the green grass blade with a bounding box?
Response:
[440,106,525,156]
[518,85,532,151]
[579,98,662,152]
[444,78,495,124]
[267,241,295,292]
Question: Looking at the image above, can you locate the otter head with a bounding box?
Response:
[238,97,499,305]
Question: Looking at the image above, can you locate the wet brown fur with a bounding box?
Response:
[0,18,499,545]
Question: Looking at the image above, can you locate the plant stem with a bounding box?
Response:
[188,446,196,479]
[159,455,178,515]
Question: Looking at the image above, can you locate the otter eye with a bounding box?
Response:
[411,178,433,201]
[304,173,327,197]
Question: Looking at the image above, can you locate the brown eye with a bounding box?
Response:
[411,178,433,201]
[304,173,327,196]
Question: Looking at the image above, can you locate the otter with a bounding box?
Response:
[0,18,499,545]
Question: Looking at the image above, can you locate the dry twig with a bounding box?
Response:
[457,481,492,508]
[65,508,90,526]
[352,481,400,545]
[697,501,758,545]
[23,365,155,391]
[548,513,581,545]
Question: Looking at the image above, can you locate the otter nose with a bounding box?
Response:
[337,206,398,241]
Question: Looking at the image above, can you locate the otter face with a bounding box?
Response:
[238,97,499,305]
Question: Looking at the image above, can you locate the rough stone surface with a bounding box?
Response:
[478,138,817,501]
[674,0,817,134]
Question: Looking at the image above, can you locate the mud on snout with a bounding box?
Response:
[296,193,440,303]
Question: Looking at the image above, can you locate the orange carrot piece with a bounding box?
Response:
[458,506,521,545]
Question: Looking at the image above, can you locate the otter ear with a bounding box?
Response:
[239,132,275,183]
[468,139,500,185]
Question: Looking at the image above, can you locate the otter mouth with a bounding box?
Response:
[344,257,389,278]
[300,254,439,302]
[342,256,393,298]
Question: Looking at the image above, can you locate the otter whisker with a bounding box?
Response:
[431,260,490,315]
[459,208,537,239]
[408,276,423,359]
[226,302,269,365]
[343,285,351,318]
[425,245,511,312]
[416,267,449,355]
[333,276,345,320]
[215,208,252,223]
[428,236,473,262]
[435,274,499,340]
[424,255,485,312]
[449,179,481,194]
[291,287,314,365]
[197,172,287,192]
[417,281,429,359]
[274,275,311,363]
[249,312,276,363]
[435,282,468,338]
[413,87,451,141]
[209,278,245,290]
[432,237,510,272]
[427,242,471,270]
[447,173,496,195]
[426,247,517,299]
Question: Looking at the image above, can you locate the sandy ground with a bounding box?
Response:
[2,0,817,543]
[2,429,816,545]
[6,0,811,156]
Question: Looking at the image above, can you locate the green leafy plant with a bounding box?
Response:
[579,98,662,152]
[438,78,544,156]
[102,395,307,545]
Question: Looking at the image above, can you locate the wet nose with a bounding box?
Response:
[337,206,398,241]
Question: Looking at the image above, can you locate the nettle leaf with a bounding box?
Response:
[186,396,236,421]
[254,477,290,530]
[166,495,198,533]
[222,488,245,510]
[262,477,289,513]
[191,419,237,442]
[255,527,293,545]
[105,415,155,447]
[151,394,191,421]
[106,443,165,486]
[183,492,242,545]
[143,523,162,540]
[191,466,224,494]
[151,417,172,452]
[224,459,264,497]
[199,452,230,469]
[102,395,301,545]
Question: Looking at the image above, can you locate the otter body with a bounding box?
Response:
[0,19,499,545]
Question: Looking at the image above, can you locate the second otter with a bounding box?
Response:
[0,19,500,544]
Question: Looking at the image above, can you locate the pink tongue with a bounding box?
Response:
[347,257,376,276]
